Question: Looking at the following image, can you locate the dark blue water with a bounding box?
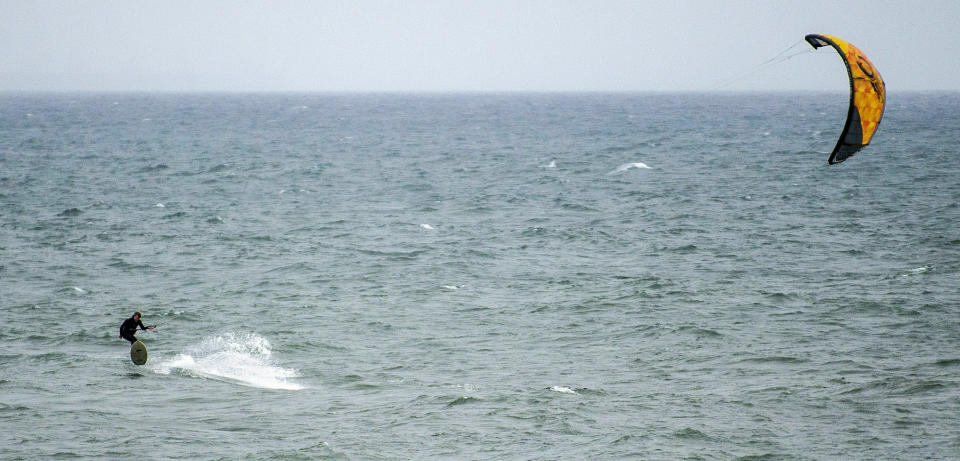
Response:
[1,92,958,459]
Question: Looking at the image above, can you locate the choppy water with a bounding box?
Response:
[1,92,958,459]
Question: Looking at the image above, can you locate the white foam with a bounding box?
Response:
[154,332,303,390]
[550,385,577,394]
[544,160,557,168]
[903,266,930,277]
[70,286,87,294]
[154,203,165,208]
[608,162,652,174]
[420,223,434,230]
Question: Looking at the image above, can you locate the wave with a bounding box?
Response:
[136,164,169,173]
[162,211,188,219]
[608,162,652,174]
[57,286,89,295]
[902,266,930,277]
[673,427,711,440]
[738,356,807,365]
[547,386,607,396]
[549,385,577,394]
[838,376,948,397]
[153,332,303,390]
[446,396,481,407]
[57,207,83,217]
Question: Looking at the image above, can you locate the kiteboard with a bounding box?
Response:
[130,340,148,365]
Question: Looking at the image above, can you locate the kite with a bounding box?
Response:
[805,34,886,164]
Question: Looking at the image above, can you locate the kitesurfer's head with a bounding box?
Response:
[133,312,141,321]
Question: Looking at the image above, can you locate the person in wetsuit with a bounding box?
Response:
[119,312,154,344]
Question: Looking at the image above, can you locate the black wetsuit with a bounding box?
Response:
[119,317,148,344]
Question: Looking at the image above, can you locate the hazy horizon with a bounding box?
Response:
[3,88,958,95]
[2,1,957,93]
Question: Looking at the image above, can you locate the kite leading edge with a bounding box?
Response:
[805,34,886,165]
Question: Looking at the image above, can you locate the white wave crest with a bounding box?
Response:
[550,385,577,394]
[902,266,930,277]
[608,162,652,174]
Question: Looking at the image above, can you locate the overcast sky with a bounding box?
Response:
[1,0,957,92]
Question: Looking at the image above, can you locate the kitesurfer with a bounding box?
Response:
[119,312,155,344]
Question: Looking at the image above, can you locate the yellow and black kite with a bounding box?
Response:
[805,34,885,165]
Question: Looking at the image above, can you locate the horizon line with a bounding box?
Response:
[2,88,957,95]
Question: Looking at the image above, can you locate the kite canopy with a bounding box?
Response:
[805,34,885,165]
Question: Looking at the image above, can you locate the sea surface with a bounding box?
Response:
[1,92,958,460]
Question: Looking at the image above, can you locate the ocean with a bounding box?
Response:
[1,92,958,460]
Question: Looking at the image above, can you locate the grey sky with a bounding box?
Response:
[1,0,957,92]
